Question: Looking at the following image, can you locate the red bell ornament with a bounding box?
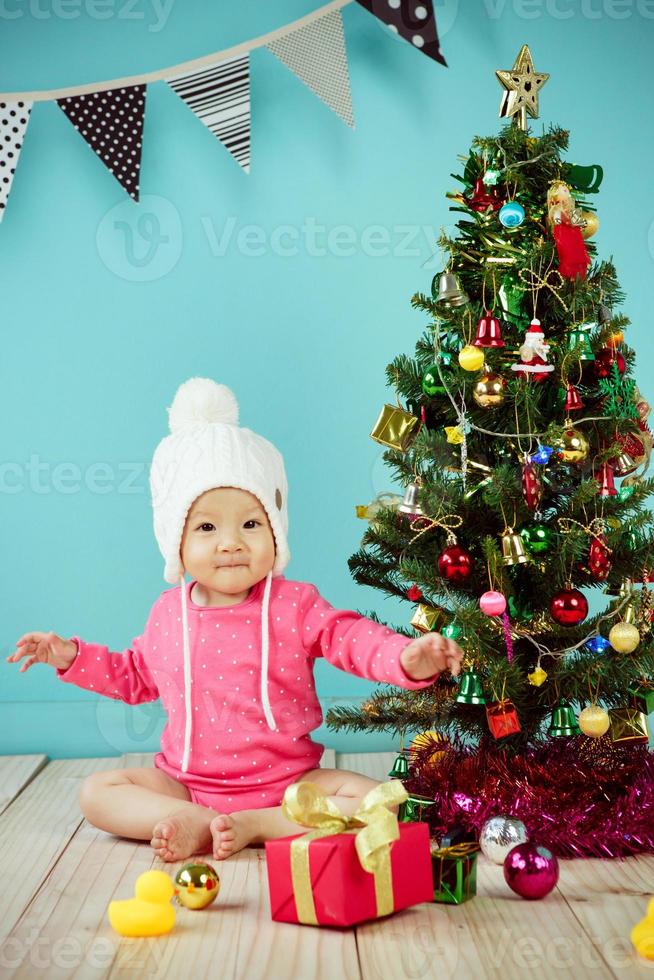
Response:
[473,310,505,348]
[594,347,626,380]
[564,384,584,412]
[588,534,612,582]
[522,459,542,512]
[467,177,503,213]
[550,586,589,627]
[596,462,617,497]
[437,537,473,584]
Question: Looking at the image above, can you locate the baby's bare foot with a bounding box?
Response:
[210,812,259,860]
[151,809,213,862]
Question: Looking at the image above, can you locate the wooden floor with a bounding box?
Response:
[1,751,653,979]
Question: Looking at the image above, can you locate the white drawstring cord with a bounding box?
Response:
[260,569,277,731]
[180,572,192,772]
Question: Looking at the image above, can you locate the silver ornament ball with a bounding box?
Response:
[480,815,529,864]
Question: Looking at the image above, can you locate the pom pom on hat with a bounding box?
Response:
[167,377,239,433]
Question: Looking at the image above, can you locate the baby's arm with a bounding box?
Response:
[8,629,159,705]
[298,584,460,689]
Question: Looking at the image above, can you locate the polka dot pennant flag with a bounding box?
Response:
[166,54,251,173]
[355,0,447,66]
[56,86,146,201]
[0,100,33,223]
[266,10,354,128]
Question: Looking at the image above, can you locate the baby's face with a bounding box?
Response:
[181,487,276,600]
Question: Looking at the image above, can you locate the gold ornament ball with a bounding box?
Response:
[473,372,507,409]
[608,622,640,654]
[556,426,589,463]
[458,345,485,372]
[578,704,610,737]
[173,862,221,910]
[581,210,600,239]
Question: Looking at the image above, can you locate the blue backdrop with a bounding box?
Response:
[2,0,653,758]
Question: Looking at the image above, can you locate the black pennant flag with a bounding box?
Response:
[356,0,447,66]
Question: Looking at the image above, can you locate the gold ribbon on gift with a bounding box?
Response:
[429,841,481,859]
[281,780,409,925]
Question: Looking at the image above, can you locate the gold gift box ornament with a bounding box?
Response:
[370,404,421,452]
[410,603,446,634]
[609,707,650,744]
[280,779,408,925]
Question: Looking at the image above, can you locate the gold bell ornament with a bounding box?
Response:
[501,527,528,566]
[434,271,470,309]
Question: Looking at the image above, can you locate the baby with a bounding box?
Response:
[8,378,462,863]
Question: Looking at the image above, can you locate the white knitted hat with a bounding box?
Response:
[150,377,290,583]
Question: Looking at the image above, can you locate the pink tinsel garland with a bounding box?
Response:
[408,735,654,858]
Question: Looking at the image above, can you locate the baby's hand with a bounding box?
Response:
[6,631,77,673]
[400,632,463,682]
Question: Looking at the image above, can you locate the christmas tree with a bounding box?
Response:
[326,46,654,857]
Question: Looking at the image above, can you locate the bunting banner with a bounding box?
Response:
[0,0,444,220]
[166,55,251,173]
[56,86,146,201]
[0,100,32,222]
[266,10,354,128]
[355,0,446,66]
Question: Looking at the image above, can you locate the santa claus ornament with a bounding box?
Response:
[511,320,555,383]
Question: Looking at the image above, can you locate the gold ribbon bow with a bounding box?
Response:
[281,779,408,924]
[407,513,463,548]
[557,516,608,546]
[430,841,481,859]
[518,265,567,311]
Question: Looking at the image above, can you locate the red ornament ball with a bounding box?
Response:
[438,544,473,583]
[504,842,559,900]
[550,588,589,626]
[594,347,626,380]
[406,584,423,602]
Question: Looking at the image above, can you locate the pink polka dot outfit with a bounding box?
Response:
[57,575,436,814]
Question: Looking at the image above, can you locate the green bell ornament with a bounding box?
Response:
[567,324,595,362]
[520,523,552,555]
[455,670,486,705]
[548,700,581,737]
[388,749,411,779]
[498,274,525,324]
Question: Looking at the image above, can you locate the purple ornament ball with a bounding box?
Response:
[503,842,559,900]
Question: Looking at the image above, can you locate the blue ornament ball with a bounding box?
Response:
[499,201,526,229]
[586,635,611,654]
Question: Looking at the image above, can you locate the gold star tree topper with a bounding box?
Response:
[496,44,549,131]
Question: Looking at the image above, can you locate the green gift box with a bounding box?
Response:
[629,683,654,715]
[398,793,435,823]
[430,841,479,905]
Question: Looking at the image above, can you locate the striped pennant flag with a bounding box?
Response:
[57,86,146,201]
[0,99,33,222]
[266,9,354,128]
[166,54,251,173]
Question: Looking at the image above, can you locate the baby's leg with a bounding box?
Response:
[79,767,217,862]
[210,767,392,860]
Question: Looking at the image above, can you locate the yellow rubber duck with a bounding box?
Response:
[108,870,176,937]
[631,896,654,960]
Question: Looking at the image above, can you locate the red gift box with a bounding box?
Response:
[265,821,434,927]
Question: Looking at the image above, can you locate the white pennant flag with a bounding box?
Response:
[266,9,354,128]
[167,54,251,173]
[0,100,33,222]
